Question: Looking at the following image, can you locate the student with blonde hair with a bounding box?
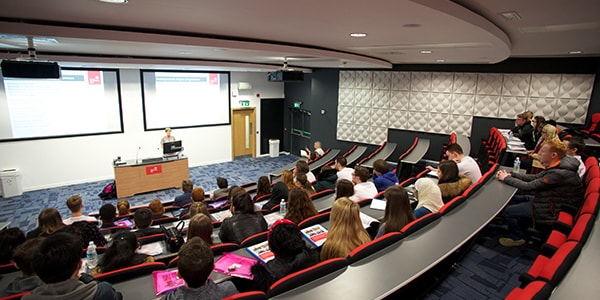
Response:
[117,200,131,217]
[281,170,295,190]
[320,197,371,260]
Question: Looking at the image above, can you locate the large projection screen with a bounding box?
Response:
[141,70,231,130]
[0,68,123,142]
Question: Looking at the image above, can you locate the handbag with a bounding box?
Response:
[161,221,185,253]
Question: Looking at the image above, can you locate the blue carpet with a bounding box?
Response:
[0,154,298,233]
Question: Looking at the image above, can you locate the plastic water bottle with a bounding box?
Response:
[279,199,287,215]
[87,241,98,270]
[508,131,513,139]
[513,157,521,173]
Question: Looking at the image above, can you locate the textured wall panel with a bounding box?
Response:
[556,99,589,124]
[391,72,411,91]
[453,73,477,94]
[355,89,372,107]
[451,93,475,115]
[388,109,407,129]
[474,95,500,117]
[498,96,527,118]
[406,111,429,132]
[559,74,595,99]
[338,88,355,106]
[339,71,356,88]
[429,113,449,134]
[354,107,371,125]
[356,71,373,89]
[502,74,531,97]
[337,123,354,141]
[410,92,431,112]
[530,74,560,98]
[372,89,390,108]
[477,73,503,95]
[449,115,473,136]
[369,126,389,145]
[353,125,371,144]
[431,72,454,93]
[371,108,389,127]
[337,105,354,124]
[373,72,392,90]
[390,90,410,110]
[526,98,557,120]
[411,72,432,92]
[430,93,452,113]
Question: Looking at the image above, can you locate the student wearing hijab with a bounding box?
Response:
[413,178,444,218]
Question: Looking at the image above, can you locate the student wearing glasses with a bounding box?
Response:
[349,166,377,201]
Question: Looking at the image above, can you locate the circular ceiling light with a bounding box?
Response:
[350,33,368,38]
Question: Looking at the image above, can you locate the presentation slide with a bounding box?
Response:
[0,69,123,141]
[141,71,230,130]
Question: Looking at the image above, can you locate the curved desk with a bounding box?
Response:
[272,173,517,299]
[344,146,367,166]
[400,138,430,164]
[360,143,397,169]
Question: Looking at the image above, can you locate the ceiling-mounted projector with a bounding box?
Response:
[1,60,61,79]
[267,70,304,82]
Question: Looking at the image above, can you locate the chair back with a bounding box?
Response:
[137,233,166,245]
[439,195,467,215]
[240,231,269,248]
[346,232,403,264]
[298,212,331,229]
[400,212,441,237]
[223,291,267,300]
[211,242,242,256]
[311,189,335,200]
[1,291,31,300]
[266,258,348,298]
[93,262,167,284]
[0,263,18,274]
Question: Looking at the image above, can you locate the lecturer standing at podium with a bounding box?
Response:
[160,127,176,148]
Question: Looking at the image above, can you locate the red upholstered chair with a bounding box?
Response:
[167,242,241,268]
[504,280,553,300]
[93,262,167,284]
[266,258,348,298]
[137,233,166,245]
[439,195,467,215]
[151,216,180,226]
[400,212,441,237]
[240,181,257,188]
[580,112,600,135]
[584,166,600,186]
[584,177,600,199]
[519,241,582,287]
[311,189,335,200]
[542,213,595,257]
[240,231,269,248]
[298,212,330,229]
[584,156,598,172]
[357,142,386,165]
[253,193,271,203]
[346,232,403,264]
[0,291,31,300]
[223,291,267,300]
[0,262,18,274]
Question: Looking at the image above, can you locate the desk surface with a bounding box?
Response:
[550,215,600,299]
[401,139,430,164]
[361,143,397,168]
[272,174,517,299]
[345,146,367,166]
[309,149,340,172]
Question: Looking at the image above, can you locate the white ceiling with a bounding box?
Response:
[0,0,598,71]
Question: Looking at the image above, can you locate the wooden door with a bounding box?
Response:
[232,108,256,158]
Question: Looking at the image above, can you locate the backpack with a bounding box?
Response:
[99,181,117,200]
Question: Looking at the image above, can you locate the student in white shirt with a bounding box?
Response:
[334,156,354,182]
[301,141,325,160]
[563,136,586,180]
[427,143,482,184]
[293,160,316,182]
[350,166,377,201]
[62,195,97,225]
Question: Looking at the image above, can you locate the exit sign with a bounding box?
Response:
[239,100,250,107]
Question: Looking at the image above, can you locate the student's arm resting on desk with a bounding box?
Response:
[501,171,555,191]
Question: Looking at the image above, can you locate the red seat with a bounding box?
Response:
[266,258,348,298]
[580,112,600,135]
[519,241,582,287]
[240,231,269,248]
[504,280,553,300]
[137,233,166,245]
[239,181,257,188]
[584,167,600,186]
[0,291,31,300]
[346,232,403,264]
[400,212,441,237]
[542,213,595,257]
[93,262,167,284]
[253,193,271,203]
[357,141,387,165]
[298,212,330,229]
[223,291,267,300]
[0,263,18,274]
[167,242,241,268]
[439,195,467,215]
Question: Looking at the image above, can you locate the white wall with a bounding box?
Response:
[0,69,284,192]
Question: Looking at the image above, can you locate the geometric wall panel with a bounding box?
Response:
[337,70,594,144]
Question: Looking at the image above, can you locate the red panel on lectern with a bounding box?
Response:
[146,165,162,175]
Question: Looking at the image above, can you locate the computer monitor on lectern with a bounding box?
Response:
[163,140,182,155]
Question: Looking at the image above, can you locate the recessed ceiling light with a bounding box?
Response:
[178,51,192,55]
[499,11,521,21]
[436,59,445,62]
[350,33,368,38]
[420,50,432,54]
[569,50,583,54]
[98,0,128,4]
[403,24,422,28]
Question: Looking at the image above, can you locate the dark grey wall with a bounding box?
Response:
[283,58,600,162]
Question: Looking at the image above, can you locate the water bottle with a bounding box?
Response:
[508,131,513,139]
[513,157,521,173]
[87,241,98,270]
[279,199,287,215]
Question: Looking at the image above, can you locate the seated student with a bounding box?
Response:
[295,173,316,195]
[293,160,316,182]
[511,112,536,150]
[116,200,131,217]
[426,143,482,184]
[321,197,371,260]
[335,179,354,199]
[26,208,68,239]
[285,188,318,224]
[63,195,97,225]
[189,202,211,219]
[372,159,399,192]
[24,232,122,300]
[210,177,230,201]
[262,171,291,211]
[563,136,586,179]
[191,187,206,202]
[334,156,354,182]
[187,214,213,246]
[254,176,272,201]
[133,208,164,238]
[219,192,268,244]
[149,199,166,219]
[178,188,208,219]
[99,204,118,228]
[0,227,25,264]
[91,231,154,275]
[436,160,472,203]
[522,124,560,171]
[312,166,338,192]
[375,186,416,238]
[173,179,194,208]
[532,116,546,144]
[350,166,377,201]
[413,178,444,218]
[301,141,325,160]
[249,219,320,292]
[161,237,238,300]
[0,238,45,297]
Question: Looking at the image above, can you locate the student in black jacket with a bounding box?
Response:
[511,112,535,150]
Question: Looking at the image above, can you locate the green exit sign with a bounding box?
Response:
[239,100,250,107]
[293,101,302,108]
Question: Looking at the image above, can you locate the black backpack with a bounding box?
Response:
[98,181,117,200]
